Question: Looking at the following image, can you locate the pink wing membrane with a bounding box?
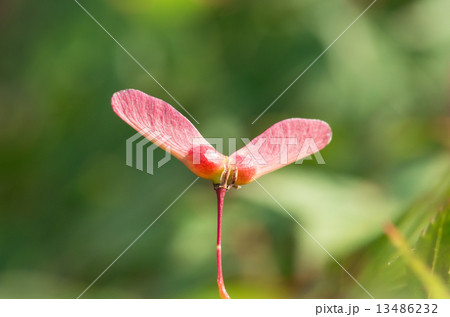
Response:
[111,89,225,179]
[112,89,204,160]
[230,119,332,183]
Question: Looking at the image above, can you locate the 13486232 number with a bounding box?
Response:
[376,304,438,314]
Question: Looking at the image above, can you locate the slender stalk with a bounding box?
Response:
[215,187,231,299]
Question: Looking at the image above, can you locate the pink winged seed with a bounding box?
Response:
[112,90,331,184]
[230,118,332,181]
[111,89,210,160]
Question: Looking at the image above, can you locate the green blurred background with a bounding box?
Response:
[0,0,449,298]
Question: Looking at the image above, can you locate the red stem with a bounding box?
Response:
[215,187,231,299]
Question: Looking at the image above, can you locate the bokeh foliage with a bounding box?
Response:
[0,0,449,298]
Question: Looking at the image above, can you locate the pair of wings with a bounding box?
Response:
[112,89,332,184]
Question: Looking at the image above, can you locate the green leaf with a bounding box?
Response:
[385,221,449,299]
[415,204,450,298]
[353,171,450,298]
